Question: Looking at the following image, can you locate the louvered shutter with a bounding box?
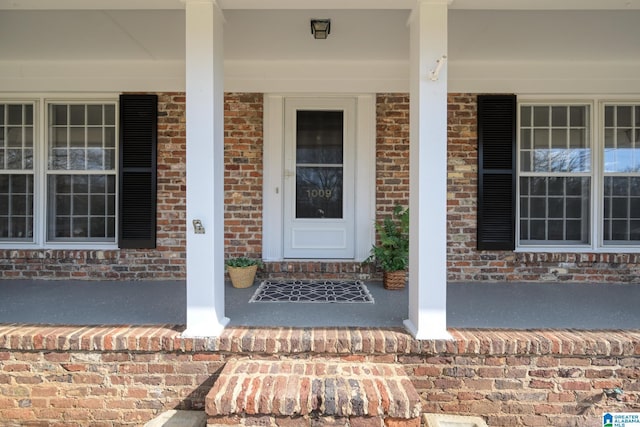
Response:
[477,95,516,250]
[118,94,157,249]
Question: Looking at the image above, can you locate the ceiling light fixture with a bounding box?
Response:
[310,19,331,40]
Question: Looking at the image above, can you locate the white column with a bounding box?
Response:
[404,0,452,340]
[183,0,229,337]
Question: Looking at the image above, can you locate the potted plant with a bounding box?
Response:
[225,257,264,289]
[365,205,409,290]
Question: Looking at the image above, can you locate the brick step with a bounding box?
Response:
[205,359,421,427]
[262,261,378,280]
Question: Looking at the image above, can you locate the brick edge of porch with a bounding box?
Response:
[1,325,639,356]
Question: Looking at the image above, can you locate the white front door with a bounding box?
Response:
[283,98,356,259]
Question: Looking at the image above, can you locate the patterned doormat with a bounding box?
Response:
[249,280,374,303]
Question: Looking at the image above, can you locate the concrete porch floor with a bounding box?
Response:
[0,279,638,329]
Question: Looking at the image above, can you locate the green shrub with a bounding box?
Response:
[365,205,409,272]
[225,257,264,268]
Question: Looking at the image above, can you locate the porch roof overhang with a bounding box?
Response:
[2,0,640,94]
[2,0,639,9]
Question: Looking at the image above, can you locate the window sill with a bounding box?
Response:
[0,243,119,251]
[515,246,640,254]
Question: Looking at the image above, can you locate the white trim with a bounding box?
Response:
[184,0,229,337]
[449,61,640,95]
[262,94,376,262]
[225,61,409,94]
[354,94,376,261]
[262,96,285,261]
[0,62,185,94]
[406,0,451,340]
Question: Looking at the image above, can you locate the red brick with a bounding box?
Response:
[384,418,420,427]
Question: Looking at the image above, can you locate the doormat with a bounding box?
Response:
[249,280,374,303]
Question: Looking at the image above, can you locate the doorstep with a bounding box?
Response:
[205,359,422,426]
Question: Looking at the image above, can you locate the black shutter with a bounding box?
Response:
[118,94,157,249]
[477,95,516,250]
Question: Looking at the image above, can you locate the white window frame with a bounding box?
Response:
[517,95,640,253]
[0,93,119,250]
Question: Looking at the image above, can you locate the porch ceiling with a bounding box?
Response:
[2,8,639,63]
[1,0,639,10]
[1,0,639,93]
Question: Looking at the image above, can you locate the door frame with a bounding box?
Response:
[263,94,376,261]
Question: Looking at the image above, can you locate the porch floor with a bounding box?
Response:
[0,279,638,329]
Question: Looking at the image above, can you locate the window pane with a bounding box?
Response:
[0,103,34,172]
[522,104,590,174]
[7,105,23,125]
[570,106,586,127]
[87,105,103,126]
[296,167,343,219]
[69,149,85,169]
[52,128,67,148]
[296,110,343,164]
[87,128,103,148]
[604,104,640,173]
[104,105,115,126]
[533,106,549,127]
[617,106,632,127]
[48,103,116,173]
[47,174,115,242]
[551,106,567,127]
[6,149,22,169]
[69,105,85,126]
[69,127,85,148]
[104,127,116,148]
[603,176,640,245]
[519,176,590,244]
[87,149,104,170]
[520,151,531,172]
[521,106,531,127]
[0,174,34,240]
[51,105,67,125]
[551,129,566,149]
[605,106,615,127]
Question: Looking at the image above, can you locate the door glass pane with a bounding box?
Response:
[296,167,343,218]
[295,110,344,219]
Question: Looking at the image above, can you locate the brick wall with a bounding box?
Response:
[224,93,264,259]
[1,325,638,426]
[0,93,187,280]
[444,93,640,283]
[376,94,410,217]
[1,91,639,283]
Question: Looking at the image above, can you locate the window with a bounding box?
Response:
[0,103,34,241]
[0,98,118,247]
[603,104,640,245]
[517,101,640,249]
